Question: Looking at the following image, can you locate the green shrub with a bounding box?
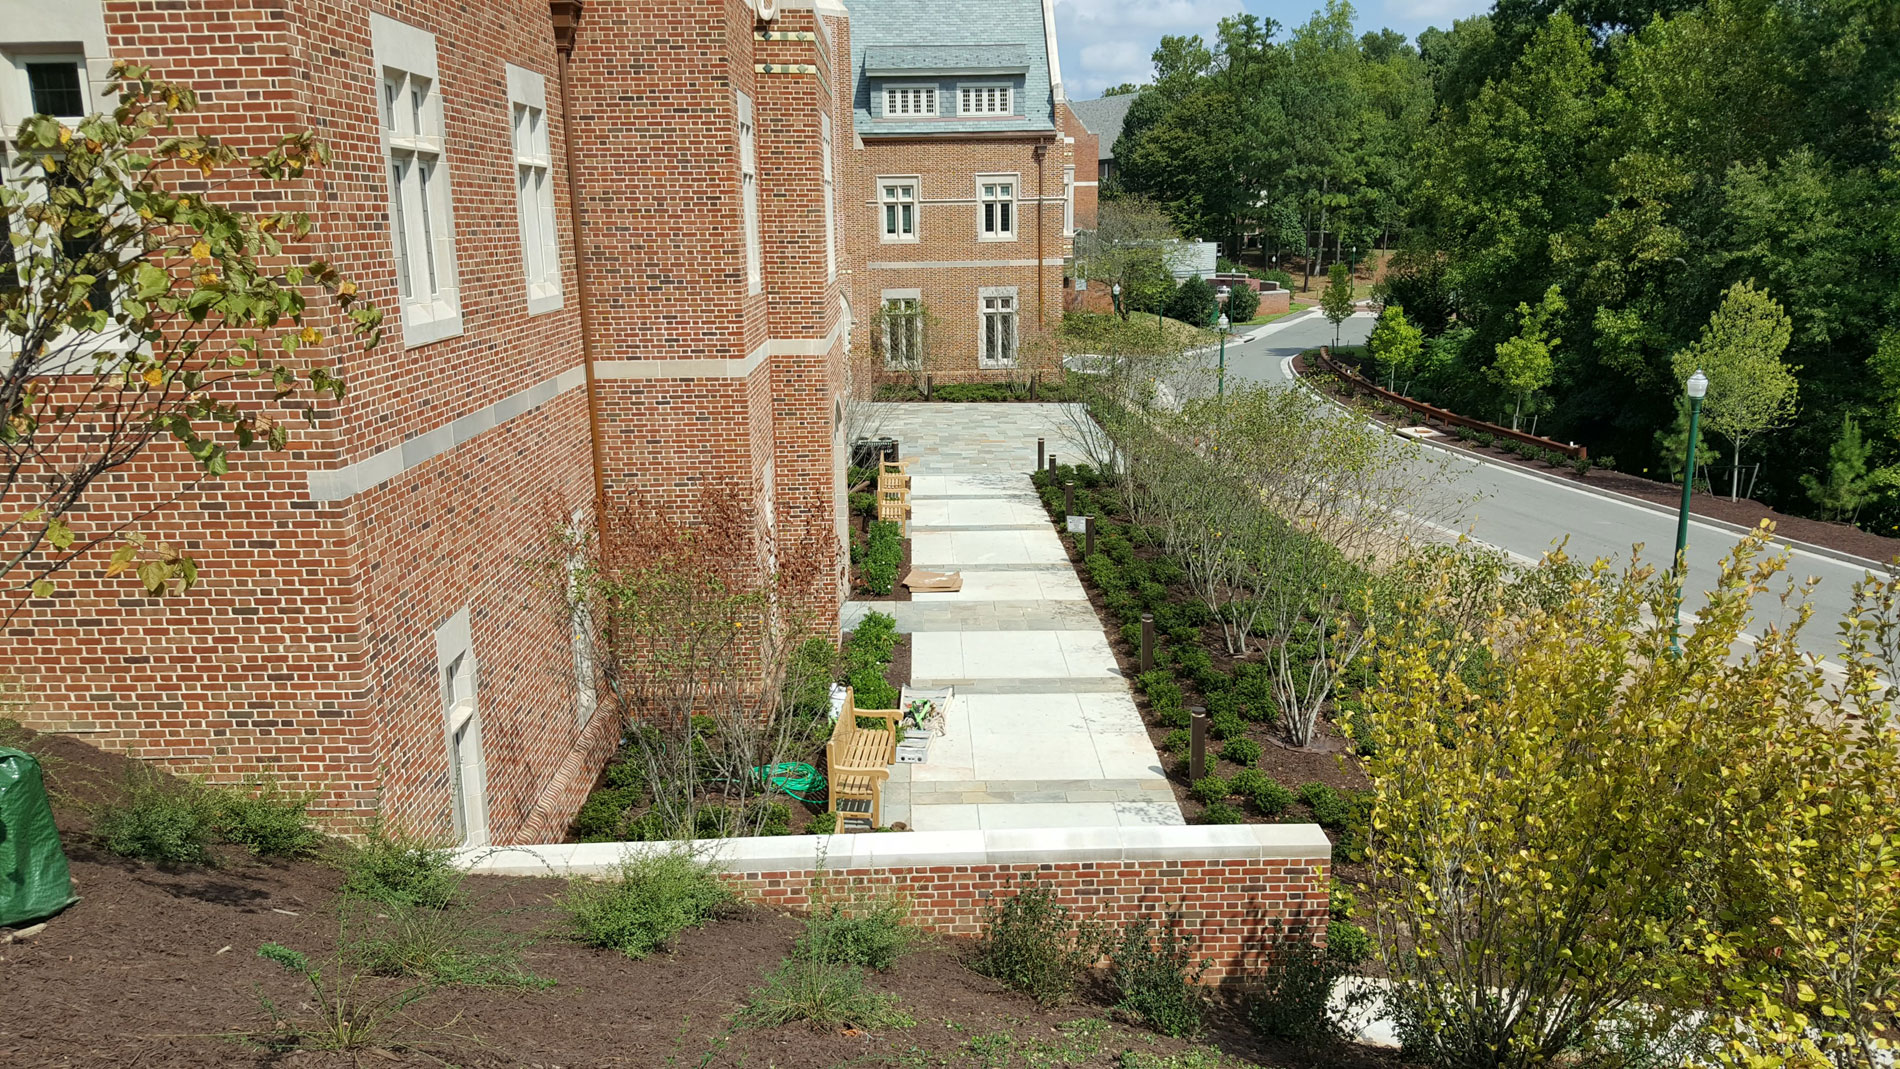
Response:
[970,879,1105,1006]
[1249,924,1353,1043]
[1167,275,1218,327]
[558,851,731,959]
[1228,768,1268,800]
[1329,878,1357,921]
[1225,281,1260,323]
[1162,728,1191,756]
[1135,669,1175,694]
[784,636,838,718]
[849,491,876,517]
[795,899,913,972]
[1108,913,1210,1038]
[1247,778,1295,817]
[859,520,904,595]
[734,957,914,1031]
[1188,776,1230,806]
[1208,710,1246,741]
[93,765,220,865]
[848,665,898,710]
[1297,782,1349,828]
[1326,920,1371,968]
[339,823,462,910]
[569,786,642,841]
[1219,737,1262,767]
[1198,801,1244,825]
[806,811,837,835]
[216,777,323,858]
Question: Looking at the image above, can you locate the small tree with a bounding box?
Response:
[1653,393,1721,486]
[1223,279,1260,323]
[1366,303,1423,392]
[1166,275,1217,328]
[1671,280,1799,500]
[1320,263,1355,348]
[1801,412,1874,523]
[1490,285,1565,430]
[2,66,382,613]
[1074,196,1189,322]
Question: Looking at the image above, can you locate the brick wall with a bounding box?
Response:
[467,824,1335,985]
[1060,100,1098,232]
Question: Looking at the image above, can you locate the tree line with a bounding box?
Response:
[1106,0,1900,527]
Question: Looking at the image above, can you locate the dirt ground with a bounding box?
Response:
[0,723,1401,1069]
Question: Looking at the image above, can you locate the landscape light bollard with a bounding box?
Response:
[1189,708,1208,783]
[1047,455,1057,476]
[1037,437,1045,471]
[1140,613,1155,673]
[1064,480,1074,517]
[1084,514,1096,557]
[1671,369,1709,657]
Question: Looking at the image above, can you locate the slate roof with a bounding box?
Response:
[1068,94,1136,162]
[850,0,1056,137]
[863,45,1030,77]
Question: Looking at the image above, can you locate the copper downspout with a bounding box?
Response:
[550,0,608,522]
[1033,142,1046,330]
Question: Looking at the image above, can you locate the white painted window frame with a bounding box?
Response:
[506,63,561,316]
[880,287,922,370]
[435,609,489,847]
[976,174,1016,242]
[820,111,836,281]
[736,89,761,295]
[978,285,1018,369]
[881,83,938,118]
[878,176,918,243]
[958,82,1014,116]
[372,14,462,348]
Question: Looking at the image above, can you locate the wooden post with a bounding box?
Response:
[1037,437,1045,471]
[1063,480,1074,517]
[1084,514,1096,557]
[1140,613,1154,674]
[1189,708,1208,782]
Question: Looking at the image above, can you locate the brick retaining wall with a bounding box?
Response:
[464,825,1333,984]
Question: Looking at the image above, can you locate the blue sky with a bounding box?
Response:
[1055,0,1493,100]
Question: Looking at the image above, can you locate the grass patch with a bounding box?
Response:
[341,899,550,989]
[734,956,913,1031]
[338,822,463,909]
[255,941,429,1052]
[92,765,221,865]
[558,850,730,959]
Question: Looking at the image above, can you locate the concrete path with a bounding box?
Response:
[842,403,1183,832]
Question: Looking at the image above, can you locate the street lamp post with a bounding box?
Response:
[1671,369,1709,656]
[1111,281,1122,318]
[1216,310,1231,400]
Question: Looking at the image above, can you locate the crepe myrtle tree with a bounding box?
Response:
[1,65,381,613]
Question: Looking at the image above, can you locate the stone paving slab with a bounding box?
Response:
[841,600,1102,634]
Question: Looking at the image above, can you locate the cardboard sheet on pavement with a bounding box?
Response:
[903,569,962,592]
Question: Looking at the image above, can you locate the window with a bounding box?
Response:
[881,293,921,369]
[820,112,836,281]
[979,288,1017,368]
[978,176,1015,241]
[959,85,1013,115]
[737,90,760,295]
[24,59,86,119]
[372,15,461,347]
[507,65,561,315]
[879,179,916,241]
[882,86,936,117]
[1063,164,1075,237]
[3,53,118,332]
[435,610,488,847]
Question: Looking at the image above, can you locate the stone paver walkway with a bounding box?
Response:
[842,403,1183,832]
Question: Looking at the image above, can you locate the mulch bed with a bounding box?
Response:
[0,722,1403,1068]
[1295,352,1900,563]
[848,512,913,602]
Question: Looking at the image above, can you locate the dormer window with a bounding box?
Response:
[883,86,937,117]
[959,85,1012,116]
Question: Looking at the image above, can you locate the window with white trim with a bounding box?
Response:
[978,176,1014,241]
[979,288,1017,368]
[2,51,117,326]
[820,112,836,281]
[879,178,917,241]
[507,65,561,315]
[882,85,937,117]
[959,85,1012,115]
[372,15,461,347]
[435,610,488,847]
[881,294,921,369]
[737,89,761,295]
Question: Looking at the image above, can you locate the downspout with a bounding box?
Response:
[550,0,608,523]
[1033,142,1046,331]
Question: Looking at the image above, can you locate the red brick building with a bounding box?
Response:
[839,0,1080,385]
[0,0,851,845]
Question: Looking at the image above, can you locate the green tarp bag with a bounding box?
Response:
[0,746,77,927]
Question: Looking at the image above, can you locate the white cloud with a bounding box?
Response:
[1054,0,1491,101]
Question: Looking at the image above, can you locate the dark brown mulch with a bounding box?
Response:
[0,723,1405,1069]
[886,633,912,694]
[849,518,912,602]
[1295,352,1900,563]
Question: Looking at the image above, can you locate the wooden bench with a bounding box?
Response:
[826,686,901,830]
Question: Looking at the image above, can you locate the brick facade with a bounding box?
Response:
[1,0,846,845]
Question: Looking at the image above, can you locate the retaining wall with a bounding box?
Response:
[463,824,1333,984]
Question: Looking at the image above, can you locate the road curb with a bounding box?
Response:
[1281,354,1889,572]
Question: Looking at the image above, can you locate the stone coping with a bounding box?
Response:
[458,824,1330,878]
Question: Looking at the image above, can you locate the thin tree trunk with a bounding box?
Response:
[1513,394,1523,431]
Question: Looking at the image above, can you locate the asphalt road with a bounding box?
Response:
[1202,307,1880,662]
